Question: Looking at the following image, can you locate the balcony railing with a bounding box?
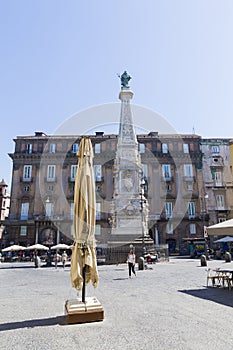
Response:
[95,176,104,182]
[162,176,173,182]
[183,176,195,182]
[20,177,33,182]
[45,177,57,183]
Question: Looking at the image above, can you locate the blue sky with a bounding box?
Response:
[1,0,233,188]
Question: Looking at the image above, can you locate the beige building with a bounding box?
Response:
[201,139,233,230]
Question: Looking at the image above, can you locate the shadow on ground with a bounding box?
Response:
[179,287,233,308]
[0,265,34,270]
[0,316,67,331]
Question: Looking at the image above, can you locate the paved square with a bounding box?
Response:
[1,257,233,350]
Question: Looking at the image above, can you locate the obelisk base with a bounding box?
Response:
[65,297,104,324]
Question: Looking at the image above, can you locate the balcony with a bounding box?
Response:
[44,177,57,183]
[215,206,230,212]
[213,181,224,188]
[162,176,173,182]
[183,176,195,182]
[20,177,33,183]
[95,176,104,183]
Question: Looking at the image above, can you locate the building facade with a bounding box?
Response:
[1,129,211,255]
[201,139,233,232]
[0,179,10,248]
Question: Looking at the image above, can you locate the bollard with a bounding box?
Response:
[200,254,207,266]
[225,252,231,263]
[138,257,145,270]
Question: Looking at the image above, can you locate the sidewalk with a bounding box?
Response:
[1,258,233,350]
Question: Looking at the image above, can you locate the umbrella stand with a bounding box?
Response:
[82,264,86,303]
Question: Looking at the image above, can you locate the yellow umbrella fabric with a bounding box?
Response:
[70,138,99,291]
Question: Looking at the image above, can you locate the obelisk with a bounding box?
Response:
[109,71,149,245]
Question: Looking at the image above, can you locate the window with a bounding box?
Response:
[94,165,102,181]
[212,145,219,153]
[45,202,54,217]
[47,185,54,192]
[166,222,173,234]
[70,202,74,220]
[190,223,196,234]
[49,143,56,153]
[162,143,168,153]
[20,203,29,220]
[216,195,224,209]
[47,165,56,181]
[26,143,32,154]
[165,202,173,219]
[188,202,195,218]
[218,218,226,223]
[139,143,145,153]
[95,225,101,235]
[183,144,189,153]
[20,226,27,236]
[23,165,32,181]
[214,171,222,186]
[72,143,79,154]
[166,184,172,192]
[184,164,193,177]
[96,202,101,220]
[187,183,193,191]
[142,164,148,179]
[24,185,30,192]
[71,165,78,181]
[95,143,101,154]
[162,164,171,178]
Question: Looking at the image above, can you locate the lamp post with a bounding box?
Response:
[201,194,209,258]
[140,179,146,257]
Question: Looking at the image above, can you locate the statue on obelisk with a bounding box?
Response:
[119,71,131,89]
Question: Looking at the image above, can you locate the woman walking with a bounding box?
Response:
[127,248,136,278]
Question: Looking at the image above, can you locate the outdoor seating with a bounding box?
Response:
[206,268,219,287]
[206,268,233,290]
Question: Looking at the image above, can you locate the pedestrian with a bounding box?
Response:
[54,251,60,269]
[127,248,136,278]
[61,250,68,269]
[34,251,41,268]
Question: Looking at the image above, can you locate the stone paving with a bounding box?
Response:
[1,257,233,350]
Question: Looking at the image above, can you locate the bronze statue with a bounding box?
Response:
[120,71,131,88]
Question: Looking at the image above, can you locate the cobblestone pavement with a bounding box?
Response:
[1,257,233,350]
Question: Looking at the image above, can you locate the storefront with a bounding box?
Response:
[182,238,206,257]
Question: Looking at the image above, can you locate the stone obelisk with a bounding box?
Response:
[109,71,149,246]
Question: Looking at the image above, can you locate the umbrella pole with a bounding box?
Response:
[82,264,86,303]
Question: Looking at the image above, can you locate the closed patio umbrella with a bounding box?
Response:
[70,138,98,302]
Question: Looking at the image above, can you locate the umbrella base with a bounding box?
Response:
[65,297,104,324]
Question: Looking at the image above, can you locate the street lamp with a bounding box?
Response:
[140,179,147,257]
[201,194,209,258]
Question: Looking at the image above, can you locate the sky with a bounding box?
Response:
[1,0,233,188]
